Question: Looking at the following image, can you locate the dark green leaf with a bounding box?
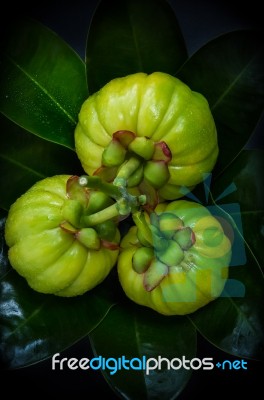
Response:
[189,261,264,360]
[86,0,188,93]
[212,149,264,266]
[189,150,264,360]
[0,211,9,277]
[0,114,84,211]
[0,274,116,370]
[178,30,264,175]
[90,304,196,400]
[0,211,117,369]
[0,17,88,149]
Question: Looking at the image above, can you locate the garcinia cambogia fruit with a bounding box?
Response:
[4,175,122,297]
[117,200,232,315]
[75,72,218,202]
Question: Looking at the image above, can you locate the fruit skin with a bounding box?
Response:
[75,71,218,200]
[117,200,231,315]
[4,175,120,297]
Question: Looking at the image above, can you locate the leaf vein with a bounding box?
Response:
[0,153,46,179]
[211,52,260,111]
[8,55,77,125]
[5,304,46,339]
[127,5,143,71]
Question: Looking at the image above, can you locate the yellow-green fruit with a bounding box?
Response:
[75,72,218,200]
[5,175,120,297]
[118,200,231,315]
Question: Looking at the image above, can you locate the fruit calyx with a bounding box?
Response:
[60,176,122,250]
[132,210,196,291]
[97,130,172,191]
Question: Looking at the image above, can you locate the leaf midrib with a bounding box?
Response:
[0,153,46,179]
[4,303,47,339]
[7,55,77,125]
[211,51,260,111]
[126,3,144,72]
[133,315,149,397]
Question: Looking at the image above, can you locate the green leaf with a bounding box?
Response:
[189,150,264,360]
[90,304,196,400]
[0,114,84,211]
[0,212,117,369]
[0,211,9,277]
[178,30,264,174]
[189,262,264,360]
[0,17,88,150]
[86,0,188,93]
[0,274,116,370]
[212,149,264,266]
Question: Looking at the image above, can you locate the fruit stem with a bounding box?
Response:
[81,204,120,227]
[79,175,147,226]
[79,175,121,199]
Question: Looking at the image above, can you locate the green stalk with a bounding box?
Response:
[115,157,141,180]
[81,204,120,227]
[79,175,121,199]
[79,172,146,227]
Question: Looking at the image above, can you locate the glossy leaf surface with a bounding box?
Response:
[86,0,188,93]
[0,212,116,369]
[178,31,264,175]
[0,17,88,149]
[90,304,196,399]
[189,150,264,360]
[0,115,84,210]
